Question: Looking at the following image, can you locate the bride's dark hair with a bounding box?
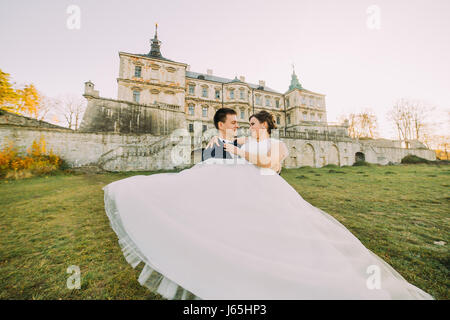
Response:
[249,111,277,134]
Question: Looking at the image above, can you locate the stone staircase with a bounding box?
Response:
[97,135,184,171]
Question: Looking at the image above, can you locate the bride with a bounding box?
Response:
[103,109,433,300]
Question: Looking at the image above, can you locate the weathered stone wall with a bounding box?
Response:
[0,125,190,171]
[282,137,436,168]
[79,95,186,136]
[0,124,437,172]
[0,110,71,130]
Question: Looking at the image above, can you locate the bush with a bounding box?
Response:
[401,154,431,164]
[352,160,372,166]
[322,164,339,168]
[0,137,65,180]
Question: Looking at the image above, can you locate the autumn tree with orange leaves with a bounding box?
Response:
[0,68,42,118]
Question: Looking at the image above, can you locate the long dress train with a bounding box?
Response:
[102,138,434,300]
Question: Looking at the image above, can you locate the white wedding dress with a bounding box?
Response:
[103,137,433,300]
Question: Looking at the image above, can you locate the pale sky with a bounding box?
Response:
[1,0,449,139]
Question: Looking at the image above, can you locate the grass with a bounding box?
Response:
[0,164,448,299]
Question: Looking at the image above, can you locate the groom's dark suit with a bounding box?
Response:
[202,138,241,161]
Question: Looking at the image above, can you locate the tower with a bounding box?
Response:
[148,23,162,58]
[289,64,303,91]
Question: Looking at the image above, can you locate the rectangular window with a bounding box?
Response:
[189,123,194,132]
[133,90,140,103]
[275,99,279,108]
[202,107,208,117]
[215,89,220,99]
[202,87,208,98]
[303,113,307,121]
[134,66,142,78]
[255,96,261,105]
[240,110,245,119]
[230,90,234,99]
[240,90,244,100]
[189,85,195,95]
[276,116,280,125]
[265,98,270,107]
[287,114,291,124]
[286,98,290,107]
[202,125,207,132]
[188,105,194,115]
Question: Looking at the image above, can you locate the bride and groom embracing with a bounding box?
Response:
[102,108,433,300]
[201,108,288,176]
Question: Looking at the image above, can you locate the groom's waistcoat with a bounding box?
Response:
[202,139,240,161]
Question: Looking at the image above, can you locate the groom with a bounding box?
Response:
[202,108,241,161]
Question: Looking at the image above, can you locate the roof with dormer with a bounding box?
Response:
[185,71,281,94]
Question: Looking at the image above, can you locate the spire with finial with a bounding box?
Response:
[289,63,303,91]
[148,23,162,58]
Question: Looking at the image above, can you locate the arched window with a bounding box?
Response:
[240,109,245,119]
[255,94,261,105]
[188,83,195,95]
[202,86,208,98]
[202,106,208,117]
[188,104,195,116]
[134,66,142,78]
[133,90,140,103]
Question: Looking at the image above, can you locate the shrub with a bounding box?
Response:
[0,137,64,179]
[401,154,430,164]
[322,164,339,168]
[352,160,372,166]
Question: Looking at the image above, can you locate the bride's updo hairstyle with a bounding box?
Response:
[249,111,277,134]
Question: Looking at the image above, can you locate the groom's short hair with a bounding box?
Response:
[213,108,237,129]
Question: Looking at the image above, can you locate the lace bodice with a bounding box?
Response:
[241,137,288,160]
[241,137,272,156]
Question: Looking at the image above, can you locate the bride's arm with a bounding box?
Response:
[225,141,288,171]
[237,148,271,168]
[205,135,248,148]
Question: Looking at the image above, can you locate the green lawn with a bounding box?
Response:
[0,164,448,299]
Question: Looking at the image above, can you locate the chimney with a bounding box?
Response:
[239,76,245,82]
[258,80,265,87]
[207,69,213,76]
[186,65,191,71]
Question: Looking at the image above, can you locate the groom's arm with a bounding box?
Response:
[202,146,214,161]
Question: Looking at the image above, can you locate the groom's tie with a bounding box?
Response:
[222,139,226,159]
[221,139,237,159]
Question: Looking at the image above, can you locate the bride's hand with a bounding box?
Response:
[223,143,239,155]
[206,136,220,149]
